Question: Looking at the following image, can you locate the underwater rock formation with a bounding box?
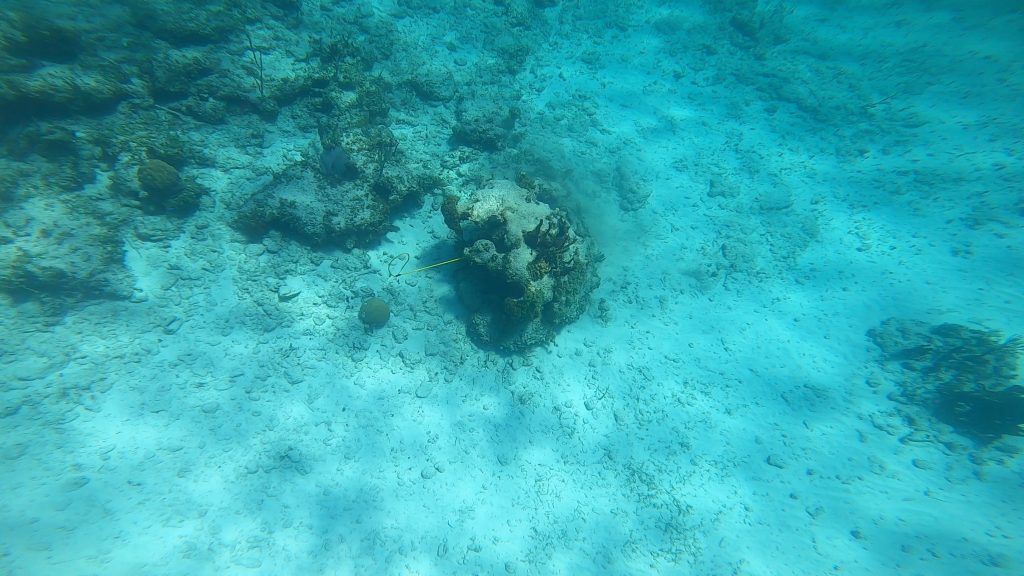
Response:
[234,150,436,248]
[869,318,1024,443]
[0,195,130,302]
[0,66,126,123]
[442,180,600,353]
[234,162,389,247]
[451,98,518,151]
[1,12,82,65]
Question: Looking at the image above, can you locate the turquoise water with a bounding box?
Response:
[1,1,1021,574]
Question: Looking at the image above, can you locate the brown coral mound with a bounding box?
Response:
[137,159,182,198]
[359,297,390,329]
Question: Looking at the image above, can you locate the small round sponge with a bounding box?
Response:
[358,297,390,329]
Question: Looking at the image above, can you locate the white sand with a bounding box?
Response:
[1,1,1021,574]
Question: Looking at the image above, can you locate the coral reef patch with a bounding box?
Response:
[442,180,600,353]
[869,318,1024,444]
[233,149,436,249]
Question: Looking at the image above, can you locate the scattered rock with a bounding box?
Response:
[415,382,433,399]
[911,458,934,471]
[758,186,794,210]
[61,475,90,492]
[277,277,303,302]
